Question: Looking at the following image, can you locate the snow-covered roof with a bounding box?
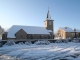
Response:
[59,27,74,32]
[46,18,53,20]
[59,27,80,32]
[75,29,80,32]
[7,25,52,38]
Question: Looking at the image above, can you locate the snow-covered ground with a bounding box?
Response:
[0,43,80,60]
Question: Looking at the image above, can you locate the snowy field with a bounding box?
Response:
[0,43,80,60]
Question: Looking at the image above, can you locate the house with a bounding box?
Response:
[57,27,80,39]
[2,9,54,40]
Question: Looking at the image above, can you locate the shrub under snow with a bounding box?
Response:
[4,40,15,46]
[34,40,50,45]
[18,42,24,45]
[0,41,3,47]
[55,40,62,43]
[72,39,79,43]
[63,39,69,43]
[25,41,32,45]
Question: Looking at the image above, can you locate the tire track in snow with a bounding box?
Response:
[0,46,44,56]
[21,45,71,60]
[0,49,19,56]
[46,45,80,60]
[0,46,51,59]
[37,45,80,60]
[0,44,80,60]
[53,46,80,60]
[16,51,29,59]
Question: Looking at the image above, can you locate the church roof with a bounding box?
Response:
[7,25,52,38]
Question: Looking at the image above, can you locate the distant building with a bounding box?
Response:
[57,27,80,39]
[2,9,54,40]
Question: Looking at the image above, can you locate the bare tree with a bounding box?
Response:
[54,30,59,37]
[0,26,5,38]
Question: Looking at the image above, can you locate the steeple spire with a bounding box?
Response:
[46,7,51,20]
[48,7,49,12]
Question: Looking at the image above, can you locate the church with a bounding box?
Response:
[2,9,54,40]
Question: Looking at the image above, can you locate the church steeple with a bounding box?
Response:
[46,7,51,20]
[44,7,54,39]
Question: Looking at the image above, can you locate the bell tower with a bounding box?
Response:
[44,7,54,39]
[44,8,54,31]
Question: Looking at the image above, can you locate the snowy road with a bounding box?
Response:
[0,43,80,60]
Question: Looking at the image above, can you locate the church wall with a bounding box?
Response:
[43,34,50,39]
[27,34,51,39]
[7,34,51,40]
[15,29,27,39]
[27,34,32,39]
[7,38,16,40]
[33,34,50,39]
[33,34,40,39]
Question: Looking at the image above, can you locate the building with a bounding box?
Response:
[2,9,54,40]
[57,27,80,39]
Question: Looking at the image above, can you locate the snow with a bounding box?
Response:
[59,27,80,32]
[7,25,52,38]
[0,38,2,40]
[4,40,15,46]
[34,40,50,45]
[75,29,80,32]
[59,27,74,32]
[46,18,53,20]
[0,43,80,60]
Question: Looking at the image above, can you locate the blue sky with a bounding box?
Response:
[0,0,80,31]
